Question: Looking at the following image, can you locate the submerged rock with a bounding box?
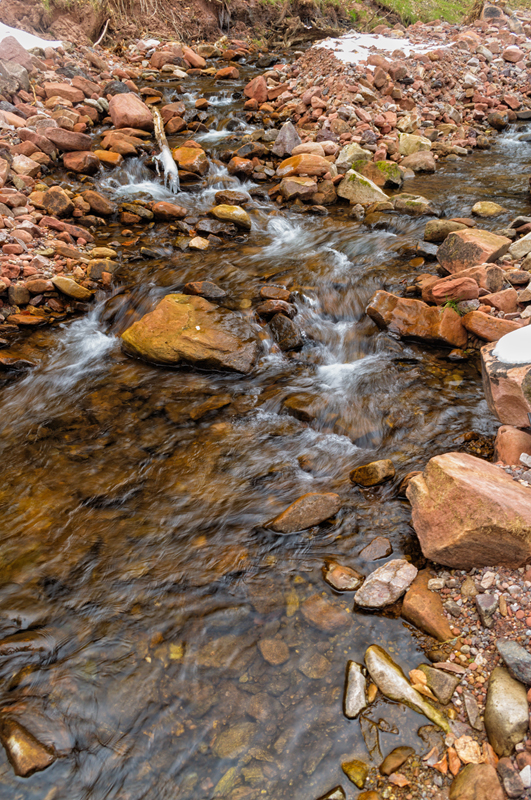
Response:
[484,667,528,756]
[267,492,342,533]
[407,452,531,569]
[212,722,256,758]
[364,645,449,731]
[354,559,418,608]
[350,459,395,487]
[323,561,363,592]
[301,594,351,633]
[343,660,367,719]
[0,718,55,777]
[121,293,259,373]
[316,788,346,800]
[380,746,415,775]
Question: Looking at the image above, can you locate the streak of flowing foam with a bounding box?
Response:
[315,31,450,65]
[195,120,258,143]
[0,311,116,440]
[497,122,531,145]
[99,157,184,202]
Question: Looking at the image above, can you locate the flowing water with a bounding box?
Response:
[0,57,530,800]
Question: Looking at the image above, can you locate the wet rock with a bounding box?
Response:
[424,219,468,243]
[364,645,449,731]
[393,193,436,216]
[367,290,467,348]
[121,293,259,373]
[323,561,363,591]
[472,201,505,218]
[43,186,74,218]
[337,170,388,205]
[496,639,531,685]
[437,229,511,274]
[380,746,415,775]
[52,276,92,301]
[108,93,154,131]
[43,128,93,152]
[342,758,368,788]
[244,75,268,104]
[343,661,367,719]
[0,718,55,777]
[267,492,342,533]
[256,299,295,320]
[300,594,351,633]
[152,201,188,220]
[173,146,208,176]
[464,312,523,343]
[408,452,531,568]
[214,190,250,206]
[258,638,289,665]
[212,722,256,758]
[63,151,100,175]
[484,667,528,757]
[279,176,318,202]
[431,276,479,305]
[481,342,531,427]
[476,593,498,628]
[269,313,302,351]
[402,570,453,641]
[350,459,395,487]
[271,121,302,157]
[359,537,392,560]
[183,280,226,300]
[400,151,436,172]
[509,233,531,261]
[419,664,460,704]
[355,559,417,608]
[300,652,330,679]
[82,190,116,216]
[277,154,333,179]
[209,204,251,230]
[449,763,504,800]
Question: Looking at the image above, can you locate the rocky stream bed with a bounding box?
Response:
[2,5,531,800]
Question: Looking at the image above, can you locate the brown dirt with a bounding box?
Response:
[0,0,350,47]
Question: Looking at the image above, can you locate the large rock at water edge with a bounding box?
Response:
[121,293,259,373]
[354,559,418,608]
[437,229,511,273]
[337,170,388,205]
[484,666,528,756]
[481,341,531,427]
[108,93,154,131]
[267,492,342,533]
[364,645,449,731]
[367,290,467,347]
[407,452,531,568]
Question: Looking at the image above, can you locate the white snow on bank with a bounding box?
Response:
[316,32,447,66]
[493,325,531,365]
[0,21,62,50]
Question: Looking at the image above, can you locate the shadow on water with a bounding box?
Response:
[0,58,520,800]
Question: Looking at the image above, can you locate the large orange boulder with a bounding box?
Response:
[431,276,479,305]
[121,293,259,373]
[108,93,154,131]
[437,229,511,274]
[277,154,332,178]
[407,452,531,568]
[481,341,531,427]
[366,290,467,347]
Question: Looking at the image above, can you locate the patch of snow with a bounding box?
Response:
[0,22,62,50]
[492,325,531,365]
[315,32,448,66]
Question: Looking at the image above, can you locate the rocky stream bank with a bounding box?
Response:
[2,4,531,800]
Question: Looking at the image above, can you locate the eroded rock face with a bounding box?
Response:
[484,666,528,757]
[481,342,531,427]
[407,452,531,568]
[366,290,467,348]
[437,229,511,273]
[121,293,259,373]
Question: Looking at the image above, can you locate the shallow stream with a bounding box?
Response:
[0,55,530,800]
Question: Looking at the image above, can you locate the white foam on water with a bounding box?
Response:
[492,325,531,365]
[315,32,447,66]
[0,22,62,49]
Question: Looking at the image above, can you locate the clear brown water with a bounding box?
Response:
[0,58,530,800]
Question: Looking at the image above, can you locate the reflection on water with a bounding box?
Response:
[0,60,523,800]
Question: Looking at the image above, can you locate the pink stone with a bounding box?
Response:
[479,287,518,314]
[494,425,531,465]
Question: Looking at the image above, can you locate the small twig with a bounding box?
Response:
[94,18,110,46]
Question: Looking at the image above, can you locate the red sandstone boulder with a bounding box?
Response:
[481,341,531,427]
[366,290,467,347]
[407,452,531,569]
[479,287,518,314]
[437,229,511,274]
[462,312,524,342]
[151,201,188,220]
[43,128,92,152]
[108,94,154,131]
[494,425,531,466]
[63,151,100,175]
[431,276,479,305]
[277,154,332,178]
[244,75,268,105]
[43,82,84,104]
